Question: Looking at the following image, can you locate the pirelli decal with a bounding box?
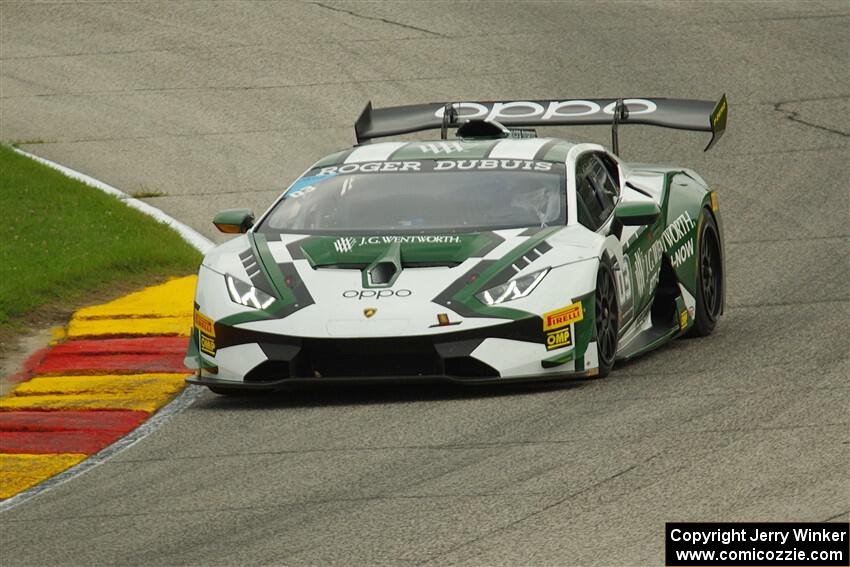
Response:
[542,301,583,351]
[542,301,583,331]
[194,309,216,356]
[194,310,215,336]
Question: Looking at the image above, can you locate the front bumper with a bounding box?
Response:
[186,315,599,389]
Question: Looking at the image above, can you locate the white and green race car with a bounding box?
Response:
[186,96,728,393]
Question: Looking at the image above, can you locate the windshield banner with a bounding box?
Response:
[316,159,556,176]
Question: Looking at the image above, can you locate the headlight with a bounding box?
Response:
[225,275,275,309]
[475,268,550,306]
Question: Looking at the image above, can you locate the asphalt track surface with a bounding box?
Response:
[1,2,848,565]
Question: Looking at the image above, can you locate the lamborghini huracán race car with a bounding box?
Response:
[186,96,728,393]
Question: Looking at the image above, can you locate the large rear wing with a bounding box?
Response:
[355,95,728,152]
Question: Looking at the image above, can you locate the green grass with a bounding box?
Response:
[0,144,202,330]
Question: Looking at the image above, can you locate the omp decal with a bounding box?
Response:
[193,309,215,337]
[543,301,583,331]
[487,138,550,160]
[344,141,407,163]
[545,327,573,350]
[710,191,719,212]
[199,333,216,356]
[679,309,688,330]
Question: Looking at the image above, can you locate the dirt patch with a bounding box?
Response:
[0,328,54,396]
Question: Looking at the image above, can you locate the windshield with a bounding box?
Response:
[257,160,566,235]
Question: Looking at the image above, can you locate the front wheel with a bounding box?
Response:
[594,258,619,378]
[687,210,723,337]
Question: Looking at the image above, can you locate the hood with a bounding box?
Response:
[293,232,504,269]
[201,226,596,337]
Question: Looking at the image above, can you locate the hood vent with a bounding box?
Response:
[368,261,397,286]
[317,261,461,270]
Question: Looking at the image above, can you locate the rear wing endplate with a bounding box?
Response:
[355,95,728,152]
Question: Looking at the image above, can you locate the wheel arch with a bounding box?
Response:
[662,172,723,309]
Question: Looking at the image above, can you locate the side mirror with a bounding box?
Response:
[614,201,661,226]
[213,209,255,234]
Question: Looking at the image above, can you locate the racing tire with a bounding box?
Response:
[595,257,619,378]
[687,209,723,337]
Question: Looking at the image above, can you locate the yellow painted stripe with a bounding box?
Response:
[0,373,187,412]
[74,276,196,320]
[67,316,191,338]
[0,453,87,499]
[49,326,67,344]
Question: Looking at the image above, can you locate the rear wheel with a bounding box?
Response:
[595,258,619,377]
[688,210,723,337]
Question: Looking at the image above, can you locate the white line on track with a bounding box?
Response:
[1,149,213,512]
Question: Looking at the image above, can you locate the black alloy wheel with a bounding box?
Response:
[688,210,723,337]
[595,259,619,377]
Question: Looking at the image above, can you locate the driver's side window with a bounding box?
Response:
[575,153,619,231]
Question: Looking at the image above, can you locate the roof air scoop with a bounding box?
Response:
[456,119,511,140]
